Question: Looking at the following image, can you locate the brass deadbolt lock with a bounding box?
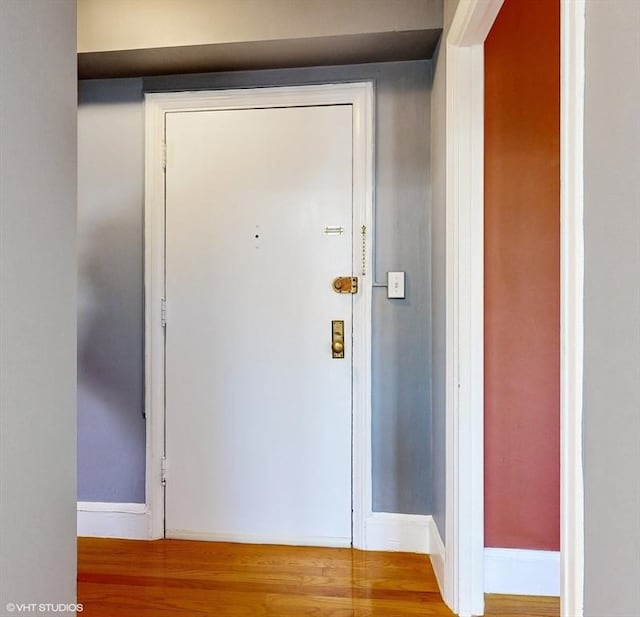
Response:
[332,276,358,294]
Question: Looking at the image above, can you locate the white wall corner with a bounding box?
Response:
[484,548,560,597]
[77,502,151,540]
[364,513,432,554]
[428,518,446,596]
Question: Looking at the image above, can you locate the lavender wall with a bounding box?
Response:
[78,61,434,514]
[78,78,146,503]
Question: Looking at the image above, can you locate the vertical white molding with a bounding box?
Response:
[350,82,375,551]
[144,94,167,540]
[560,2,586,616]
[444,41,485,617]
[444,2,504,614]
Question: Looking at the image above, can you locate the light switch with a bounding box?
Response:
[387,271,405,298]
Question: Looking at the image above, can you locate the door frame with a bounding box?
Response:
[143,83,375,545]
[559,2,586,615]
[443,1,585,615]
[442,3,500,613]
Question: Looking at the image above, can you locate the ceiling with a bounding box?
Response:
[77,0,443,79]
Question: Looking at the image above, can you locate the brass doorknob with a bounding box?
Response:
[332,340,344,354]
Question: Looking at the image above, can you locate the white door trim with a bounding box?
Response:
[444,1,585,615]
[444,2,503,614]
[560,2,585,616]
[143,83,374,546]
[443,36,485,617]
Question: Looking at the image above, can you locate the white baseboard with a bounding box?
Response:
[165,529,351,548]
[77,502,151,540]
[77,505,434,553]
[484,548,560,596]
[364,513,432,553]
[428,518,446,596]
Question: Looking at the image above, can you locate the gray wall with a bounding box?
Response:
[583,1,640,615]
[78,60,434,514]
[0,0,77,613]
[78,78,146,503]
[429,0,458,539]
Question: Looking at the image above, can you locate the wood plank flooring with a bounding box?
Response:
[78,538,559,616]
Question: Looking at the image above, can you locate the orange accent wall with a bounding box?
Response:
[484,0,560,550]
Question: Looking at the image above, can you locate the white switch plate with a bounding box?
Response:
[387,271,405,298]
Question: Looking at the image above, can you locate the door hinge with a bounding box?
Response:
[161,456,167,486]
[161,140,167,170]
[161,298,167,328]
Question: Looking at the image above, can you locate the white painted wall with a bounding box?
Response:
[0,0,77,612]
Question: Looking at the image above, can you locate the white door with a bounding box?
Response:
[164,103,354,546]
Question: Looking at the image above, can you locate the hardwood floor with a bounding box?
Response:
[78,538,559,616]
[484,595,560,617]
